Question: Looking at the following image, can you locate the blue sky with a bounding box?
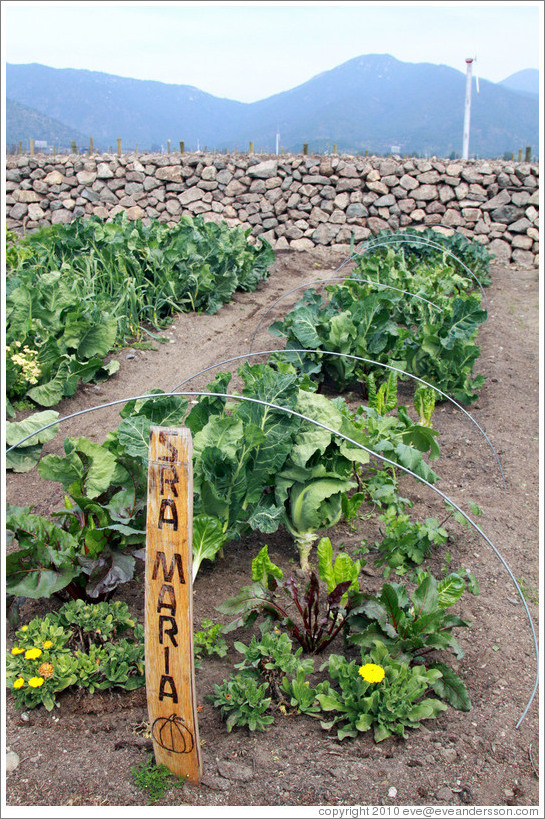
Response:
[2,1,542,102]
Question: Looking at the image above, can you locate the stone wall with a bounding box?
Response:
[6,152,540,266]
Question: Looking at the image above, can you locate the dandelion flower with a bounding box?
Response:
[358,663,385,684]
[11,647,25,655]
[28,677,44,688]
[25,648,42,660]
[20,626,28,631]
[43,641,53,649]
[13,678,25,689]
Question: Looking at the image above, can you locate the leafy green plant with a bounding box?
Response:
[361,508,449,576]
[211,626,327,730]
[212,674,275,732]
[131,755,186,804]
[269,234,489,404]
[5,410,60,473]
[6,600,144,710]
[346,572,472,711]
[6,213,274,407]
[194,618,228,670]
[317,641,448,742]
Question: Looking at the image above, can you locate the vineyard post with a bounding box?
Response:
[180,141,185,154]
[117,138,122,156]
[167,139,171,154]
[518,148,522,162]
[303,142,308,155]
[144,426,202,784]
[525,146,531,162]
[249,141,254,154]
[29,139,35,156]
[89,137,94,155]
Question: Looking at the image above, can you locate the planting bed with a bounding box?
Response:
[4,247,540,809]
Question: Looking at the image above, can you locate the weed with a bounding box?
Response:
[131,754,185,804]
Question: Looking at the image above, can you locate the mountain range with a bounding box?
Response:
[5,56,540,158]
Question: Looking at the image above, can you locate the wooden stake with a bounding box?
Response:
[145,426,202,784]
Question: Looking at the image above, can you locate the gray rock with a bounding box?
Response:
[96,163,114,179]
[312,222,339,244]
[488,238,512,261]
[6,751,20,773]
[9,203,28,219]
[511,248,535,267]
[491,204,523,224]
[435,786,453,802]
[247,160,278,179]
[481,189,511,210]
[508,217,532,233]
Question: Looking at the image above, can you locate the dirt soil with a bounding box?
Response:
[3,248,541,812]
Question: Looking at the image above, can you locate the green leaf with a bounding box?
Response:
[428,662,472,711]
[192,514,227,581]
[251,545,283,584]
[437,573,466,608]
[411,574,439,617]
[5,444,44,473]
[27,360,71,406]
[6,411,60,448]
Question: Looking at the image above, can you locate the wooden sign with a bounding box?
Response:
[145,426,202,784]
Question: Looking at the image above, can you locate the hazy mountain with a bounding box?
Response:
[499,68,539,97]
[6,98,89,150]
[6,57,539,158]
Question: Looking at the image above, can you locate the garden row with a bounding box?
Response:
[5,151,539,266]
[7,225,492,745]
[5,214,274,417]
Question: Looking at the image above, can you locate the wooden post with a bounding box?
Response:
[117,138,122,156]
[249,141,254,154]
[29,139,35,156]
[518,148,522,162]
[525,146,531,162]
[89,137,94,155]
[145,426,202,785]
[302,142,308,155]
[167,139,171,154]
[18,141,22,155]
[179,141,185,154]
[71,141,77,154]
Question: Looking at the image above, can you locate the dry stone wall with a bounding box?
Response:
[6,152,540,266]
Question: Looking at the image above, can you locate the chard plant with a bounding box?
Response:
[217,541,362,654]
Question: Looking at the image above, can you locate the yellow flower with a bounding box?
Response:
[11,647,25,655]
[358,663,385,684]
[14,678,25,689]
[28,677,44,688]
[20,626,28,632]
[43,641,53,649]
[25,648,42,660]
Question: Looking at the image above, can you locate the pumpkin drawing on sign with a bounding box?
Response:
[152,714,195,754]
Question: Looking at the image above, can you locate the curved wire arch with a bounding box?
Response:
[5,388,537,728]
[248,276,443,353]
[170,348,505,489]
